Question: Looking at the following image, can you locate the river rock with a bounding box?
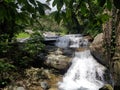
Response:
[45,54,71,70]
[90,33,107,65]
[44,47,72,71]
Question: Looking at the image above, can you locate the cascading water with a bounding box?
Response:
[55,34,88,48]
[58,50,106,90]
[55,34,108,90]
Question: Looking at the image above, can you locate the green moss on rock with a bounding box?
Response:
[99,84,113,90]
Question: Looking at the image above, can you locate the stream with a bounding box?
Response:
[55,34,109,90]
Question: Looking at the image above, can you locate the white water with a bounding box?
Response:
[55,34,107,90]
[55,34,88,48]
[58,50,106,90]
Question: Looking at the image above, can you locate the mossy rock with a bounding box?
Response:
[99,84,113,90]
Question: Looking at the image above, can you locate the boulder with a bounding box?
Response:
[44,48,72,70]
[90,33,120,87]
[45,54,71,70]
[90,33,107,65]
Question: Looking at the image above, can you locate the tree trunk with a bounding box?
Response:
[103,7,120,89]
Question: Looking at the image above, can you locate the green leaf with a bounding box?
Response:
[101,14,110,23]
[57,0,64,11]
[42,3,51,10]
[80,4,87,15]
[106,0,112,11]
[52,0,63,11]
[29,0,37,6]
[53,11,61,24]
[36,1,45,15]
[52,0,58,7]
[61,11,67,22]
[66,8,72,19]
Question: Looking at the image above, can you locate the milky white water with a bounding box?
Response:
[58,50,106,90]
[55,34,88,48]
[55,34,107,90]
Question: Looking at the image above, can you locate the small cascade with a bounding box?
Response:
[58,50,106,90]
[55,34,88,48]
[55,34,111,90]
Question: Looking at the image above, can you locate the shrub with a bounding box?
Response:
[24,32,45,56]
[0,59,15,88]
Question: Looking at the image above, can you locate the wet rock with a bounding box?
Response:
[62,48,74,56]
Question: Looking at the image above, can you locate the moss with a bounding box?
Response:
[17,32,30,38]
[99,84,113,90]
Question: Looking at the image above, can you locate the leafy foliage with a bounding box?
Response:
[0,0,50,42]
[0,0,49,87]
[0,59,15,88]
[36,15,68,35]
[48,0,113,37]
[24,32,45,56]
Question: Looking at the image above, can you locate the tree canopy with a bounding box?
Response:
[0,0,50,42]
[48,0,119,36]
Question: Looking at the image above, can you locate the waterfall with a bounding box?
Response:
[58,50,106,90]
[55,34,108,90]
[55,34,88,48]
